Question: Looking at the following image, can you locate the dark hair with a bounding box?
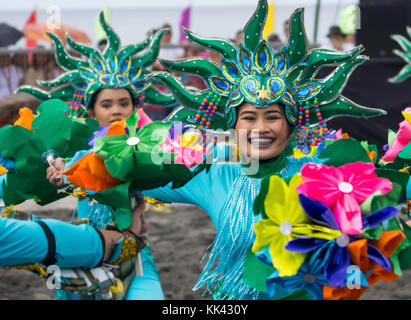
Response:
[88,88,137,111]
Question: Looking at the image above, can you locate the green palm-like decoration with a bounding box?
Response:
[149,0,385,132]
[17,12,176,116]
[389,26,411,83]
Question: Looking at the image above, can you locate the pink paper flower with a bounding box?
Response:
[161,132,205,168]
[381,107,411,162]
[296,162,393,235]
[136,108,152,128]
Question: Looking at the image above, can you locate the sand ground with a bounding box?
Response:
[0,197,410,300]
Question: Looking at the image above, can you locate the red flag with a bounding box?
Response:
[24,9,37,64]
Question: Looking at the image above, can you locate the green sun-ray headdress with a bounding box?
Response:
[389,26,411,83]
[149,0,385,148]
[17,11,176,118]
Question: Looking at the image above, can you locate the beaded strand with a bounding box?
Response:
[194,92,220,130]
[68,90,87,118]
[296,98,328,151]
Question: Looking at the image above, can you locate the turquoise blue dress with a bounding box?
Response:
[0,172,164,300]
[139,148,321,299]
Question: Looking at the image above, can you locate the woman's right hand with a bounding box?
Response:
[46,157,66,187]
[123,198,147,238]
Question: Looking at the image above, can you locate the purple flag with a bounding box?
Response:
[179,6,191,44]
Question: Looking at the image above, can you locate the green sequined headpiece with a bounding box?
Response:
[17,11,175,117]
[389,26,411,83]
[150,0,385,136]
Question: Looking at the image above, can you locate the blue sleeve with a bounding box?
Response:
[0,217,104,269]
[142,163,239,226]
[0,217,48,266]
[41,219,104,268]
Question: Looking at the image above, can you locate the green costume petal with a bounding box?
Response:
[47,32,86,70]
[303,45,364,80]
[242,0,267,52]
[316,56,367,104]
[144,86,176,107]
[182,27,237,60]
[66,33,101,59]
[99,11,121,59]
[389,28,411,83]
[316,95,386,124]
[37,71,80,88]
[148,72,211,112]
[17,85,75,102]
[160,57,223,80]
[285,8,308,66]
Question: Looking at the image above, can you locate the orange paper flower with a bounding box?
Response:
[61,152,123,192]
[13,107,35,130]
[323,230,405,300]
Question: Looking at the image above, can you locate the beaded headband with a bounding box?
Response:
[17,12,175,117]
[149,0,386,149]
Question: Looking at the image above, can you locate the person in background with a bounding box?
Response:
[97,39,108,52]
[325,25,344,51]
[268,33,283,51]
[343,33,356,51]
[149,23,183,120]
[234,30,242,46]
[0,52,24,99]
[46,52,61,80]
[283,19,290,44]
[153,23,185,71]
[22,46,49,86]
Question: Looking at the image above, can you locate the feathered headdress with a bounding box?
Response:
[149,0,385,149]
[17,12,175,117]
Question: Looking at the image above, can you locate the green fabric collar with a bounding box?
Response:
[241,145,293,179]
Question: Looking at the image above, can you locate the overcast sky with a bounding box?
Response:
[2,0,357,10]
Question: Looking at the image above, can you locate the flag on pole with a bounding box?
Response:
[179,6,191,44]
[263,1,275,41]
[24,8,37,65]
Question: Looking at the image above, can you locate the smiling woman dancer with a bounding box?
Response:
[3,12,176,300]
[56,0,389,300]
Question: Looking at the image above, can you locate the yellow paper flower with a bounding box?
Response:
[252,174,341,277]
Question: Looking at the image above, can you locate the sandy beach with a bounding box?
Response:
[0,197,410,300]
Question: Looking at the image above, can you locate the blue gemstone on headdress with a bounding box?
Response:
[271,80,281,93]
[227,65,239,78]
[242,53,250,69]
[298,88,310,96]
[258,52,267,67]
[74,81,86,89]
[135,82,146,89]
[277,56,285,71]
[130,69,137,78]
[215,78,230,90]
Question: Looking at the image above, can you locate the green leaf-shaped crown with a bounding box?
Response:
[17,11,175,114]
[389,26,411,83]
[150,0,385,131]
